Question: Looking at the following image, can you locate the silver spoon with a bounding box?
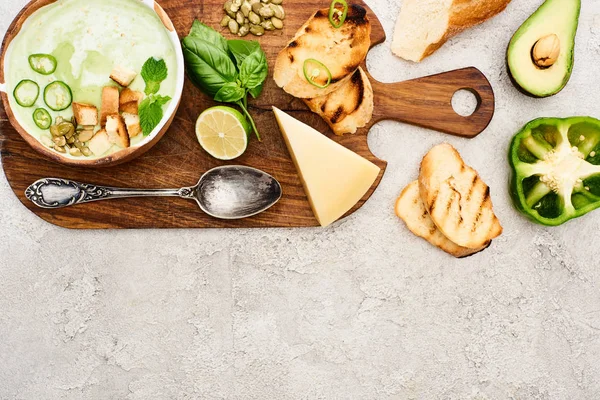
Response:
[25,165,282,220]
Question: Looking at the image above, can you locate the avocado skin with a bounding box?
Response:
[505,0,581,98]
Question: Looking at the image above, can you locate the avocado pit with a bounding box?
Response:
[532,34,560,69]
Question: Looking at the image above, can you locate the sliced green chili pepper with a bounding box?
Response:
[303,59,332,89]
[28,54,57,75]
[509,116,600,226]
[44,81,72,111]
[33,108,52,130]
[329,0,348,29]
[13,79,40,107]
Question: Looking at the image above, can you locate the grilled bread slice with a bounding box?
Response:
[396,181,489,258]
[392,0,511,62]
[303,67,373,135]
[419,144,502,249]
[274,4,371,99]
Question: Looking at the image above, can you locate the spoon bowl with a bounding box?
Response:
[25,166,282,220]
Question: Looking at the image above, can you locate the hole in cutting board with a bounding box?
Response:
[452,89,479,117]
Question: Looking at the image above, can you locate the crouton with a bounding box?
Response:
[120,101,139,115]
[122,112,142,138]
[100,86,120,126]
[72,102,98,126]
[105,114,130,148]
[88,129,112,156]
[119,88,143,114]
[110,65,137,87]
[120,88,143,105]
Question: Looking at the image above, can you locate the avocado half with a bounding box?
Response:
[507,0,581,98]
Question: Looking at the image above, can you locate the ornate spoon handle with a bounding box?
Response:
[25,178,196,209]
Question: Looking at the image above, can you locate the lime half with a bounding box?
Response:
[196,106,250,160]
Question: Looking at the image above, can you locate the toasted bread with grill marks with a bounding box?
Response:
[396,181,490,258]
[419,144,502,249]
[274,4,371,99]
[303,67,373,135]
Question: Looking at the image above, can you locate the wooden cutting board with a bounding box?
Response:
[0,0,495,229]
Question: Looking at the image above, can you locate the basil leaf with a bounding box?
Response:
[189,21,228,53]
[182,36,238,97]
[227,40,260,69]
[239,47,268,90]
[248,83,264,99]
[214,82,245,103]
[139,95,172,136]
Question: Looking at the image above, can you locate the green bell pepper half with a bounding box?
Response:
[509,116,600,226]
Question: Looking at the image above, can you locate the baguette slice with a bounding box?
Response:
[396,181,489,258]
[303,67,373,135]
[419,143,502,249]
[274,4,371,99]
[392,0,511,62]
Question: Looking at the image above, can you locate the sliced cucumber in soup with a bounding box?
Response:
[33,108,52,130]
[44,81,72,111]
[28,54,57,75]
[13,79,40,107]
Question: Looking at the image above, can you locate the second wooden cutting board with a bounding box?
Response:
[0,0,495,229]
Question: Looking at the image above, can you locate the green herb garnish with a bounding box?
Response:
[139,94,172,136]
[141,57,168,95]
[182,22,268,141]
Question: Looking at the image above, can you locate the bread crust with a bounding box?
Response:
[395,181,489,258]
[303,67,373,135]
[274,4,371,98]
[394,0,511,62]
[418,143,502,249]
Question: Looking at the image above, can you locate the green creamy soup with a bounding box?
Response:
[5,0,178,158]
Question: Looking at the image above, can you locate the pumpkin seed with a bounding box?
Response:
[69,147,82,157]
[261,20,275,30]
[53,136,66,147]
[74,140,85,150]
[78,129,95,142]
[236,11,245,25]
[54,145,67,153]
[50,124,61,137]
[241,1,251,17]
[250,24,265,36]
[239,23,250,36]
[271,0,283,4]
[221,15,232,27]
[58,121,74,136]
[81,147,92,157]
[271,17,283,29]
[259,5,274,18]
[228,20,240,34]
[251,2,262,14]
[274,4,285,19]
[66,135,75,144]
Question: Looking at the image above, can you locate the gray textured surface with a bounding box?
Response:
[1,0,600,398]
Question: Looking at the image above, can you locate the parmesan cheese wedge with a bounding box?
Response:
[273,107,381,227]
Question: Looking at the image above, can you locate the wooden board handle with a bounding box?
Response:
[370,67,495,138]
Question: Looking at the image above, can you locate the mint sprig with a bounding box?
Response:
[141,57,168,95]
[139,95,171,136]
